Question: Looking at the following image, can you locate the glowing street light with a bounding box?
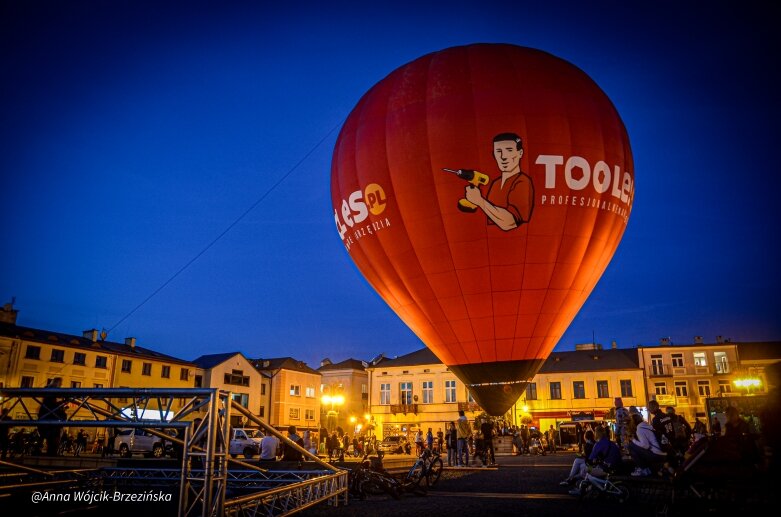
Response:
[321,393,345,432]
[734,378,761,395]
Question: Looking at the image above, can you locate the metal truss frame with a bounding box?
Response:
[0,388,348,516]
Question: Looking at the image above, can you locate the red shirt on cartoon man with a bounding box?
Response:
[465,133,534,231]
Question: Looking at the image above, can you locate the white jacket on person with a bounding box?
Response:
[631,422,665,455]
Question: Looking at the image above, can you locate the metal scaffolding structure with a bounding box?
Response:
[0,387,348,516]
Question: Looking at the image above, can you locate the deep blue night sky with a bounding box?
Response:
[2,1,779,367]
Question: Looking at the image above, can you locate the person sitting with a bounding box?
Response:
[560,429,596,486]
[259,432,280,461]
[628,413,667,476]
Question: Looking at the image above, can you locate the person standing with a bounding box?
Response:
[614,397,629,451]
[436,428,444,453]
[446,422,457,466]
[480,419,496,465]
[426,428,434,451]
[456,411,472,467]
[546,425,557,453]
[0,408,11,460]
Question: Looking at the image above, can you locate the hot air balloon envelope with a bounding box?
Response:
[331,44,633,415]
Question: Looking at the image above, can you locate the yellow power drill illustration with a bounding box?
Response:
[442,168,490,212]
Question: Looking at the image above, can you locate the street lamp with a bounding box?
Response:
[321,394,345,432]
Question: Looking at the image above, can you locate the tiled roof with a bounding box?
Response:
[366,347,640,373]
[736,342,781,361]
[192,352,244,369]
[0,321,193,365]
[538,348,639,373]
[251,356,320,376]
[318,358,367,371]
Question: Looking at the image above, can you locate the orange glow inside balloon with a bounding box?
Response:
[331,44,634,415]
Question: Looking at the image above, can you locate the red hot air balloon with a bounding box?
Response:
[331,44,634,416]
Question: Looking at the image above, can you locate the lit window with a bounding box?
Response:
[693,352,707,367]
[305,387,315,398]
[289,408,300,419]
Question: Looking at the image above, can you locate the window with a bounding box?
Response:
[467,391,475,403]
[194,375,203,388]
[671,353,684,368]
[21,376,35,388]
[50,349,65,363]
[290,385,301,396]
[261,384,266,396]
[380,383,391,405]
[718,380,732,394]
[693,352,707,367]
[305,409,315,420]
[620,379,633,398]
[400,382,413,405]
[651,354,664,376]
[289,408,300,420]
[25,345,41,360]
[445,380,456,403]
[306,387,315,398]
[675,381,688,397]
[422,381,434,403]
[179,368,189,381]
[95,356,107,369]
[71,381,81,388]
[93,383,103,388]
[121,359,132,373]
[526,382,537,400]
[572,381,585,399]
[596,380,609,399]
[549,382,562,400]
[361,383,367,394]
[232,393,249,408]
[655,382,667,395]
[697,380,711,397]
[73,352,86,366]
[142,362,152,376]
[714,352,729,373]
[224,370,250,386]
[259,406,265,418]
[161,365,171,378]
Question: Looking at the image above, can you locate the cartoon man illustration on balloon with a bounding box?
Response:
[443,132,534,231]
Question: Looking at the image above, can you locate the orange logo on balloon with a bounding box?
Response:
[364,183,387,216]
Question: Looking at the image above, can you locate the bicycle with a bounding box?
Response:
[572,463,629,503]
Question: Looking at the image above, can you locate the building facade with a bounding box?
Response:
[0,317,195,420]
[637,338,742,422]
[317,358,369,434]
[252,357,321,432]
[519,347,647,432]
[193,352,268,427]
[367,349,479,440]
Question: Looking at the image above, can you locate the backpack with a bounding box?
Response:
[672,416,688,441]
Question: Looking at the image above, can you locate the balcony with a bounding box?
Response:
[457,402,482,413]
[647,361,740,377]
[390,404,418,414]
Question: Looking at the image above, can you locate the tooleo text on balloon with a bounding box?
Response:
[334,183,390,247]
[535,155,634,219]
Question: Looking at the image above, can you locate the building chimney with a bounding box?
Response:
[83,329,99,342]
[320,358,332,367]
[694,336,703,344]
[125,337,136,348]
[611,340,617,349]
[660,337,672,346]
[0,300,19,324]
[716,335,724,344]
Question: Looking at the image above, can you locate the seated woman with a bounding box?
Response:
[560,429,595,485]
[628,413,667,476]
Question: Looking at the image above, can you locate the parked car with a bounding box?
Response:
[114,428,174,458]
[377,435,409,454]
[229,428,264,459]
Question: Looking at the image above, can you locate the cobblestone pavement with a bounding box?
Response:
[301,452,586,517]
